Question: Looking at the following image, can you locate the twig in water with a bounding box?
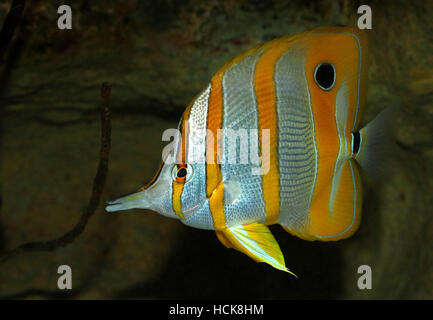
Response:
[0,0,26,61]
[0,82,112,263]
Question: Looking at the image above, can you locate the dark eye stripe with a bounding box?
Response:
[176,103,193,165]
[139,161,164,191]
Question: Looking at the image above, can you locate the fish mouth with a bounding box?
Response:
[105,191,146,212]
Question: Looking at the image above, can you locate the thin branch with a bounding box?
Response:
[0,0,26,60]
[0,82,112,263]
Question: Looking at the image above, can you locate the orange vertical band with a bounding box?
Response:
[254,41,293,225]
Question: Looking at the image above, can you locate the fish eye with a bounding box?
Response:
[314,62,336,90]
[171,164,193,183]
[177,167,187,178]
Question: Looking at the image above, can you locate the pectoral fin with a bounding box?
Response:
[216,223,297,276]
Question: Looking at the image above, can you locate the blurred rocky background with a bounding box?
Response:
[0,0,432,299]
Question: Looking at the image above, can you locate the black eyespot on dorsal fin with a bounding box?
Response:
[314,63,336,90]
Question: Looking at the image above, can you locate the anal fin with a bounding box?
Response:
[216,223,297,276]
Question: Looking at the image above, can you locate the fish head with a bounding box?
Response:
[106,93,211,223]
[105,160,176,219]
[106,160,209,221]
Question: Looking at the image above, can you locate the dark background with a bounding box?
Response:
[0,0,432,299]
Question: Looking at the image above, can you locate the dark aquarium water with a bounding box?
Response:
[0,0,432,300]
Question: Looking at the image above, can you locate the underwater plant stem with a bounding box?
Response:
[0,83,112,263]
[0,0,26,61]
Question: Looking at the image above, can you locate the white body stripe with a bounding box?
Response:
[220,52,266,227]
[274,48,317,230]
[181,85,214,226]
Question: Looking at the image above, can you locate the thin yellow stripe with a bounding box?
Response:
[172,182,185,219]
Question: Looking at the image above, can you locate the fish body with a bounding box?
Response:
[107,26,379,274]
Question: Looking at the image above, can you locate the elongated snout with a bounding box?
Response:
[105,190,149,212]
[105,162,175,218]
